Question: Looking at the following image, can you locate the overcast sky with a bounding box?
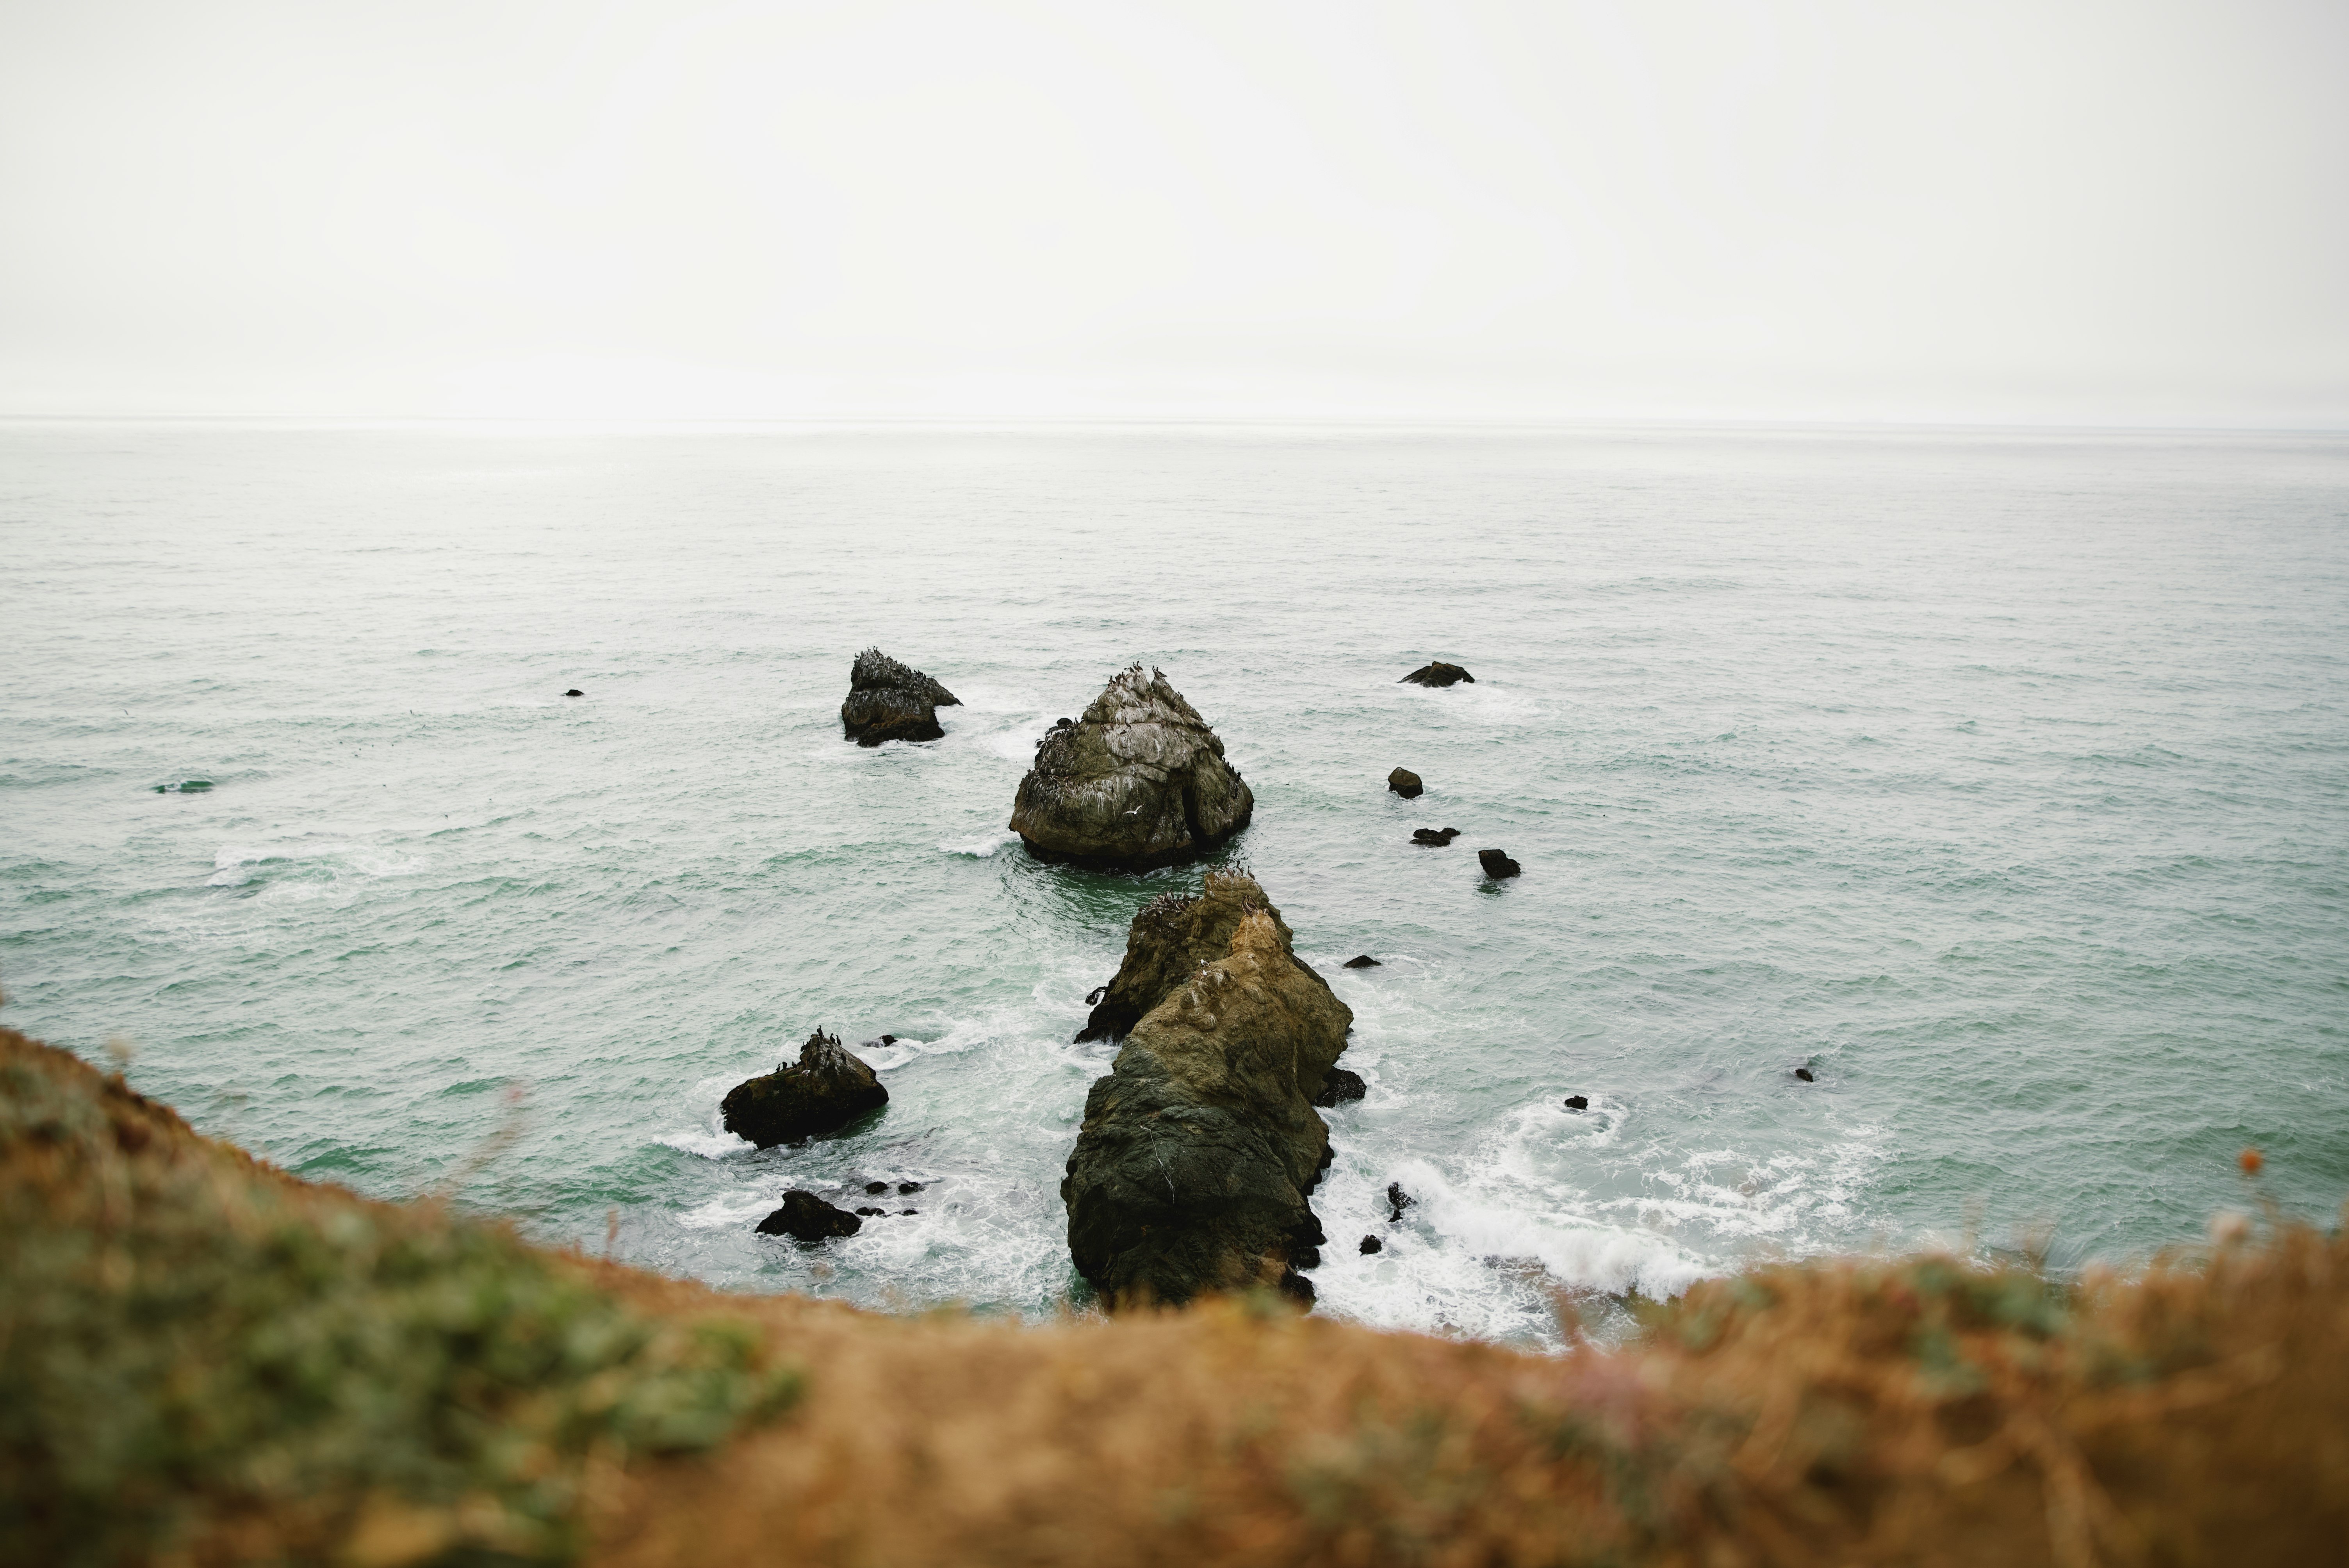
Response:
[2,0,2344,423]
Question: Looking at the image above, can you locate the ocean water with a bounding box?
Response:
[4,419,2345,1348]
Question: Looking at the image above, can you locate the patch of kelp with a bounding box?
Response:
[0,1028,800,1567]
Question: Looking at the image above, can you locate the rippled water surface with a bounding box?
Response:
[5,420,2345,1345]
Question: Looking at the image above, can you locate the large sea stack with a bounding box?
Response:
[721,1029,888,1148]
[1075,870,1304,1042]
[841,648,960,746]
[1062,882,1354,1310]
[1009,665,1252,872]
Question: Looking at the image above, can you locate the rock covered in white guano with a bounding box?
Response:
[1009,665,1253,871]
[841,648,960,746]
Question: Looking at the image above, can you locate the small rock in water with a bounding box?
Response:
[854,1206,887,1217]
[1795,1067,1816,1082]
[900,1208,918,1216]
[1411,827,1460,846]
[1359,1235,1383,1255]
[754,1190,863,1243]
[897,1181,922,1194]
[1387,1181,1415,1223]
[880,1034,896,1046]
[1399,661,1474,687]
[841,647,960,746]
[1312,1068,1366,1108]
[1563,1094,1588,1111]
[1342,954,1381,969]
[865,1180,890,1194]
[1388,767,1424,798]
[564,688,583,697]
[1477,849,1522,879]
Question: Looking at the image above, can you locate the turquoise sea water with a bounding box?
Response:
[4,419,2345,1346]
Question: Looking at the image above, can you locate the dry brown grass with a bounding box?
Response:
[6,1023,2345,1566]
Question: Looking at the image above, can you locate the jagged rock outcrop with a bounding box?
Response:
[1312,1068,1366,1107]
[1062,903,1354,1310]
[1401,661,1474,687]
[1074,871,1309,1042]
[841,648,961,746]
[721,1029,888,1148]
[1411,828,1460,846]
[1010,665,1252,872]
[1388,768,1423,798]
[1342,955,1380,969]
[755,1190,863,1242]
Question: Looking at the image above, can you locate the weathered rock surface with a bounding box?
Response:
[1477,849,1522,879]
[1312,1068,1366,1107]
[1075,871,1311,1042]
[1009,665,1253,872]
[1388,768,1424,798]
[755,1190,863,1243]
[1400,661,1474,687]
[1411,827,1460,846]
[721,1029,889,1148]
[1062,903,1355,1310]
[841,647,961,746]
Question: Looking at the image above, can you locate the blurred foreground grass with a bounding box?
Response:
[5,1021,2344,1566]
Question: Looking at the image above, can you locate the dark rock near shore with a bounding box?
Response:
[1312,1068,1366,1107]
[1477,849,1522,879]
[1387,1181,1415,1222]
[1795,1067,1816,1083]
[1388,768,1424,798]
[1412,828,1460,846]
[1062,903,1355,1310]
[1342,955,1380,969]
[1074,871,1319,1043]
[841,647,961,747]
[1009,664,1253,872]
[865,1181,889,1194]
[1564,1095,1588,1111]
[720,1029,889,1148]
[755,1190,863,1243]
[854,1206,886,1217]
[1360,1234,1383,1255]
[1400,662,1474,687]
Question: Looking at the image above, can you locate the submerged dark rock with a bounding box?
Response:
[841,647,961,747]
[1312,1068,1366,1107]
[1795,1067,1816,1083]
[720,1029,889,1148]
[864,1181,889,1194]
[1388,768,1424,798]
[1411,827,1460,846]
[1564,1095,1588,1111]
[755,1190,863,1243]
[1074,871,1313,1043]
[854,1206,886,1217]
[898,1181,922,1194]
[1477,849,1522,879]
[563,688,584,697]
[1062,904,1355,1310]
[1400,662,1474,687]
[1342,955,1381,969]
[1360,1234,1383,1255]
[1387,1182,1415,1223]
[1009,664,1252,872]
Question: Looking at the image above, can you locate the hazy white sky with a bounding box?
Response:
[2,0,2344,422]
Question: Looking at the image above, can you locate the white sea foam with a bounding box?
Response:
[939,830,1018,858]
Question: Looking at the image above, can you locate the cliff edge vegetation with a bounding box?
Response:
[4,1023,2344,1567]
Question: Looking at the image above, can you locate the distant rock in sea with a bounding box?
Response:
[1795,1067,1816,1083]
[563,688,583,697]
[1009,664,1252,873]
[1062,898,1353,1310]
[1563,1095,1588,1111]
[1359,1234,1383,1254]
[1342,954,1381,969]
[1411,827,1459,846]
[1388,768,1424,798]
[841,647,960,746]
[720,1028,888,1147]
[755,1190,863,1242]
[1400,661,1474,687]
[1477,849,1521,879]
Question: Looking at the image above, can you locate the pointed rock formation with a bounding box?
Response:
[1062,900,1354,1310]
[841,648,960,746]
[755,1190,863,1242]
[1074,871,1310,1042]
[1400,661,1474,687]
[721,1029,888,1148]
[1009,665,1253,871]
